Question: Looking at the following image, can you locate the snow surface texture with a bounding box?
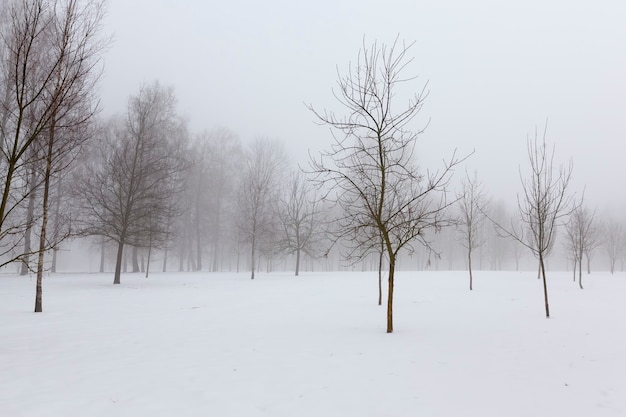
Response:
[1,271,625,416]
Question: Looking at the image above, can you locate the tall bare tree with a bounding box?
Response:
[565,204,598,289]
[307,37,464,333]
[494,126,574,318]
[236,138,285,279]
[277,171,321,276]
[74,82,187,284]
[603,217,624,274]
[456,171,489,290]
[33,0,106,312]
[0,0,74,267]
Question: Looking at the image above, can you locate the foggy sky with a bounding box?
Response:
[100,0,626,211]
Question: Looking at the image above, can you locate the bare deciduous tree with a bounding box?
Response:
[237,138,285,279]
[0,0,105,270]
[74,82,186,284]
[277,171,321,276]
[307,37,464,333]
[457,171,489,290]
[603,217,624,274]
[565,204,597,289]
[493,126,574,318]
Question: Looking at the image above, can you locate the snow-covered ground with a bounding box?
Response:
[1,270,624,416]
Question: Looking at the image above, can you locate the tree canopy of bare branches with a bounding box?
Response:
[307,37,464,333]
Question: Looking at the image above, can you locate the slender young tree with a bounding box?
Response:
[565,204,597,289]
[236,138,285,279]
[456,171,489,290]
[602,218,624,275]
[277,171,321,276]
[308,37,464,333]
[492,126,574,318]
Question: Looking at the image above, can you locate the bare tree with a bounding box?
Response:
[236,138,285,279]
[603,217,624,274]
[0,0,77,267]
[307,37,464,333]
[277,171,322,276]
[494,126,574,318]
[33,0,106,311]
[565,204,598,289]
[74,82,186,284]
[456,171,489,290]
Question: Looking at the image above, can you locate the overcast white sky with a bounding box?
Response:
[100,0,626,211]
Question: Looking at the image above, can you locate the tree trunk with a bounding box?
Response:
[468,248,473,291]
[132,246,140,272]
[114,240,124,284]
[50,176,62,273]
[378,247,383,306]
[35,123,56,312]
[386,255,396,333]
[295,248,300,276]
[196,220,202,271]
[21,170,37,276]
[162,247,168,272]
[250,231,256,280]
[145,245,152,278]
[578,255,584,289]
[99,239,105,273]
[585,252,591,274]
[539,253,550,318]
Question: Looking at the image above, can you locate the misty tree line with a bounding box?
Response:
[2,2,625,330]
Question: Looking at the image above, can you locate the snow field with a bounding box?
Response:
[1,270,624,416]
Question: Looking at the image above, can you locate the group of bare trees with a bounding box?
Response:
[0,0,107,311]
[2,11,624,335]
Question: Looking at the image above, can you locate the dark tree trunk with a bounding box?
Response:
[386,256,396,333]
[99,240,105,273]
[132,246,140,272]
[162,247,168,272]
[578,255,584,289]
[145,245,152,278]
[20,170,37,276]
[539,254,550,318]
[250,231,256,280]
[35,123,56,312]
[378,247,383,306]
[295,248,300,276]
[468,248,473,291]
[114,240,124,284]
[50,176,62,273]
[196,226,202,272]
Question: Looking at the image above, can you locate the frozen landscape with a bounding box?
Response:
[1,270,624,416]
